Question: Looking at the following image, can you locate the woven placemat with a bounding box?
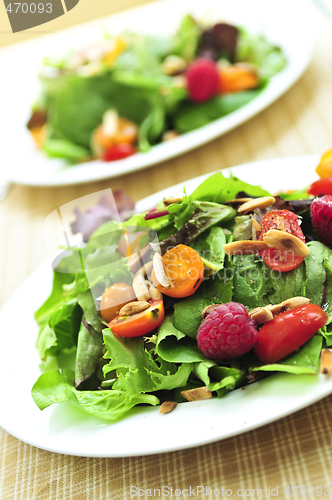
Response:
[1,1,332,498]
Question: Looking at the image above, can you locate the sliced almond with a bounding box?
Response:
[263,229,310,257]
[181,386,212,402]
[223,197,252,207]
[127,245,151,274]
[320,349,332,375]
[132,274,151,302]
[162,55,186,76]
[163,196,182,207]
[159,401,178,414]
[202,304,222,319]
[223,240,268,256]
[173,75,187,89]
[119,301,150,316]
[102,109,118,136]
[238,196,276,214]
[267,297,311,316]
[252,219,262,241]
[153,253,171,289]
[146,281,163,300]
[162,131,180,142]
[134,260,153,279]
[249,306,274,324]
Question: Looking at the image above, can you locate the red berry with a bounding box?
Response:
[186,59,219,102]
[197,302,258,361]
[103,144,136,162]
[311,195,332,248]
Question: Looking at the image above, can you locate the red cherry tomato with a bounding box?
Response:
[108,300,164,337]
[259,210,306,272]
[254,304,328,364]
[103,143,136,162]
[308,178,332,196]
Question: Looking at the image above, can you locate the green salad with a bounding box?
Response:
[27,15,286,163]
[31,171,332,421]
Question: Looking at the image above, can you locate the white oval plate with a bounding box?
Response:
[1,154,332,458]
[0,0,313,186]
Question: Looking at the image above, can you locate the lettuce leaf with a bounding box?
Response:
[173,257,234,338]
[191,226,227,273]
[74,320,103,389]
[156,315,208,363]
[31,370,158,421]
[37,299,82,360]
[193,360,244,394]
[174,90,263,133]
[103,329,192,397]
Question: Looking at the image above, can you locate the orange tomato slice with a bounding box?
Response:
[316,149,332,178]
[108,300,164,337]
[219,65,259,94]
[152,244,204,298]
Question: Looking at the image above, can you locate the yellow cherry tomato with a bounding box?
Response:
[100,282,136,322]
[316,149,332,178]
[151,244,204,298]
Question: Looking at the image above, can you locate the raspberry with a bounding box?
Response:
[197,302,258,361]
[310,196,332,249]
[186,59,219,102]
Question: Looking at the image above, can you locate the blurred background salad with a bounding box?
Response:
[27,15,286,164]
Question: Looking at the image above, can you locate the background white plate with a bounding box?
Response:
[1,154,332,458]
[0,0,313,186]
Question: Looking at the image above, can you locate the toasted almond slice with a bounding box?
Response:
[252,219,262,241]
[102,109,118,136]
[163,196,182,207]
[320,349,332,375]
[146,280,163,300]
[267,297,311,316]
[173,75,187,89]
[238,196,276,214]
[202,304,222,319]
[159,401,178,414]
[162,131,180,142]
[249,306,274,324]
[223,240,268,256]
[127,245,151,274]
[223,197,252,206]
[153,253,171,288]
[119,301,150,316]
[181,386,212,402]
[263,229,310,257]
[134,260,153,279]
[132,274,151,302]
[162,55,186,76]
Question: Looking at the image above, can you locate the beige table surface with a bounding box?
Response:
[1,1,332,499]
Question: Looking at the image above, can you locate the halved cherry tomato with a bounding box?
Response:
[254,304,328,364]
[308,178,332,196]
[259,210,306,272]
[108,300,164,337]
[103,144,136,162]
[316,149,332,178]
[151,244,204,298]
[100,282,136,322]
[219,65,259,94]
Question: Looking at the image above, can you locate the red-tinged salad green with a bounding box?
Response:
[27,15,286,164]
[32,166,332,421]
